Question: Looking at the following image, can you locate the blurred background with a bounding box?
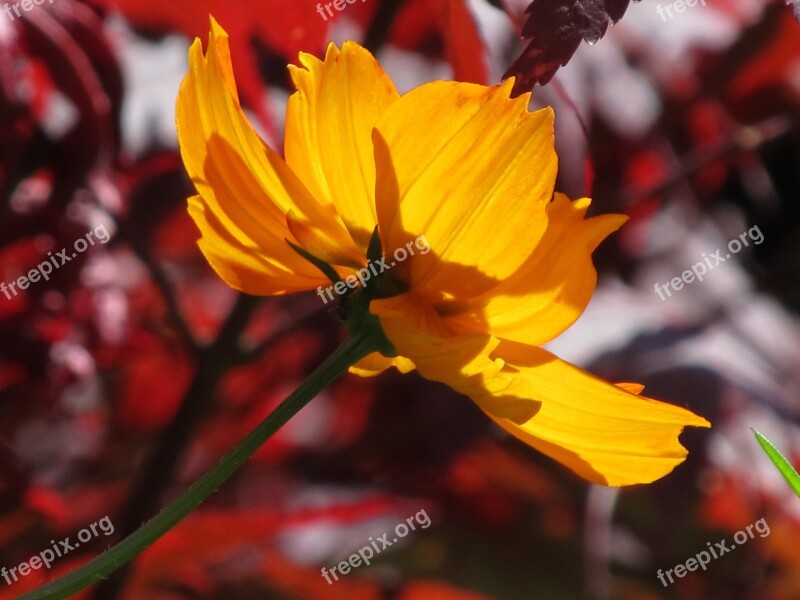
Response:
[0,0,798,598]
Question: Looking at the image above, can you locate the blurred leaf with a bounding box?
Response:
[787,0,800,22]
[391,0,490,84]
[719,8,800,118]
[753,429,800,497]
[442,0,490,84]
[503,0,631,95]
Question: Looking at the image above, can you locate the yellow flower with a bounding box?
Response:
[177,18,709,487]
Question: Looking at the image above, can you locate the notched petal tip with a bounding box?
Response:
[208,15,226,38]
[481,344,711,486]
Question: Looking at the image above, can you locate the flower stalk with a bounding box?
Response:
[20,300,392,600]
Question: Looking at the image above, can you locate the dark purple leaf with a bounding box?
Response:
[503,0,632,95]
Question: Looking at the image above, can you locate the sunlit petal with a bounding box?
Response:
[369,295,542,423]
[286,42,399,249]
[445,194,627,345]
[486,342,710,486]
[373,79,557,299]
[188,196,324,294]
[177,18,360,293]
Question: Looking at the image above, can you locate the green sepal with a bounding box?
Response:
[286,239,340,285]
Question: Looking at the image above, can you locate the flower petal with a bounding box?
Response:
[177,18,360,294]
[485,342,710,486]
[188,196,324,294]
[349,352,416,378]
[373,79,557,299]
[367,295,541,423]
[444,194,627,345]
[286,42,399,249]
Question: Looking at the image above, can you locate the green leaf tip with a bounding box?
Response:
[753,428,800,497]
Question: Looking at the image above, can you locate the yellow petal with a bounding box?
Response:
[615,382,646,395]
[286,42,399,249]
[176,18,360,294]
[444,194,628,345]
[349,352,415,378]
[286,211,367,271]
[373,79,557,299]
[368,295,541,423]
[189,196,324,294]
[485,342,710,486]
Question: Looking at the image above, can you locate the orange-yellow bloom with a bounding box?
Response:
[177,18,709,487]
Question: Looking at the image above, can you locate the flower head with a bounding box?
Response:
[177,18,709,487]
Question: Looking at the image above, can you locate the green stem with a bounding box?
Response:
[20,330,381,600]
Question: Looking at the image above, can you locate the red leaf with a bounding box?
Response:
[391,0,490,84]
[724,10,800,111]
[503,0,631,95]
[443,0,491,84]
[114,339,192,431]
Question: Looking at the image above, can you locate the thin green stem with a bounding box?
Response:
[20,330,381,600]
